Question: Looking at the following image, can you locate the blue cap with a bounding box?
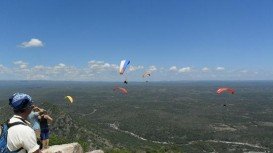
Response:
[9,93,33,110]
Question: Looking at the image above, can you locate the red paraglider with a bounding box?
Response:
[216,87,235,95]
[113,86,128,94]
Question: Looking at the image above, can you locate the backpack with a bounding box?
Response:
[0,118,27,153]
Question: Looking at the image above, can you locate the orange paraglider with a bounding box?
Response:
[216,87,235,95]
[113,86,128,94]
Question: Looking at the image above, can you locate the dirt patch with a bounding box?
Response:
[210,123,237,132]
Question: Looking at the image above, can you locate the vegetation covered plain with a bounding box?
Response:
[0,81,273,152]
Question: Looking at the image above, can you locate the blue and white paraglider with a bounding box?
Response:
[119,60,130,84]
[119,60,130,75]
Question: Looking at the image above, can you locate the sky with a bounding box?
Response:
[0,0,273,81]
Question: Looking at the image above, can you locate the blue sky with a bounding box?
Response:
[0,0,273,81]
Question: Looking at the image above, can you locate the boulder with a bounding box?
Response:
[42,143,83,153]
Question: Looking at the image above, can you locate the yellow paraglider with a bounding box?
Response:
[65,96,73,104]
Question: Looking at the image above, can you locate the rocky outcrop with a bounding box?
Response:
[42,143,83,153]
[41,143,104,153]
[86,150,104,153]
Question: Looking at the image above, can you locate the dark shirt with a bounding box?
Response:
[39,116,48,131]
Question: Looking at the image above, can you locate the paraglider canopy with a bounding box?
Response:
[113,86,128,94]
[65,96,73,103]
[119,60,130,75]
[142,72,151,78]
[217,87,235,94]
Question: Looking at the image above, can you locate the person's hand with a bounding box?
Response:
[44,115,48,119]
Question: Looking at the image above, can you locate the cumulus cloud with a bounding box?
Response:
[0,65,5,70]
[148,66,157,72]
[29,63,81,80]
[13,61,28,69]
[178,67,191,73]
[129,65,144,72]
[51,63,80,77]
[54,63,66,69]
[20,38,44,48]
[169,66,178,72]
[28,74,48,80]
[87,60,118,73]
[216,67,225,71]
[240,70,248,73]
[202,67,209,72]
[0,64,9,73]
[159,67,166,73]
[0,60,270,81]
[33,65,46,71]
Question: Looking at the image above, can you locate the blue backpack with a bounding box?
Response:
[0,119,26,153]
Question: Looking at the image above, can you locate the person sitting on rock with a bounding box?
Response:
[7,93,41,153]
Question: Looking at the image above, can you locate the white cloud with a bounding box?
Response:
[216,67,225,71]
[20,38,44,48]
[0,60,271,80]
[202,67,209,72]
[88,60,118,72]
[148,66,157,72]
[31,63,81,80]
[33,65,47,71]
[0,64,9,73]
[240,70,248,73]
[28,74,48,80]
[51,63,80,76]
[88,60,104,65]
[13,61,28,69]
[159,67,166,73]
[0,65,5,70]
[129,65,144,72]
[178,67,191,73]
[169,66,178,72]
[54,63,66,69]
